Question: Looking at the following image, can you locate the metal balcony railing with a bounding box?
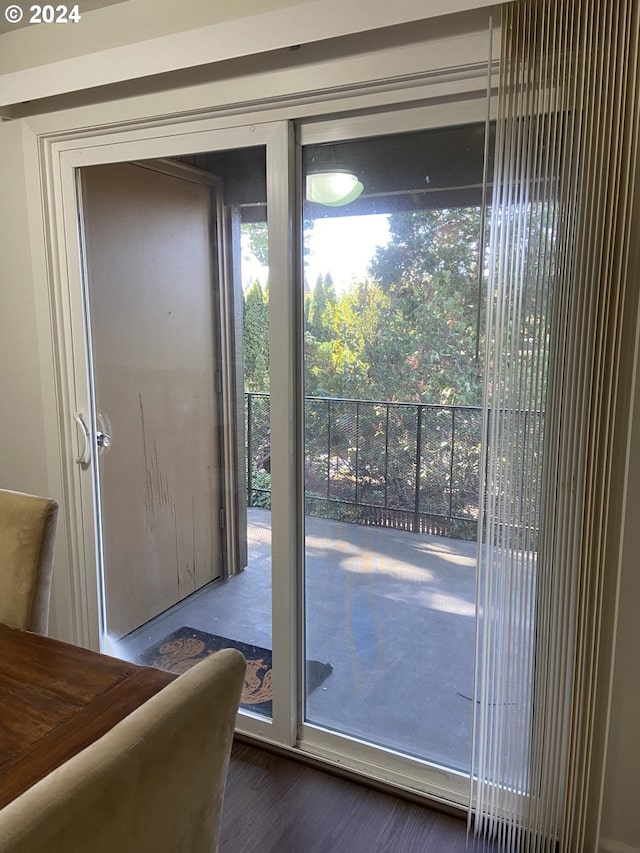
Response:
[247,393,478,539]
[246,392,541,542]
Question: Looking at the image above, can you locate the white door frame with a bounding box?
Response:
[48,119,298,749]
[28,22,497,800]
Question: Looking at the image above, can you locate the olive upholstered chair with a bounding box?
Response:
[0,488,59,635]
[0,647,247,853]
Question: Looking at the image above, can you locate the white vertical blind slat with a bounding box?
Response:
[470,1,639,850]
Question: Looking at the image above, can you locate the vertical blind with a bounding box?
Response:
[470,1,639,851]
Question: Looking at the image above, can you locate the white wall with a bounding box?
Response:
[0,119,75,637]
[0,121,48,494]
[0,0,497,108]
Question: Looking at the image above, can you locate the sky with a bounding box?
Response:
[241,213,390,293]
[304,214,390,293]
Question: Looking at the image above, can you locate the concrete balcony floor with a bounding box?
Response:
[118,507,478,773]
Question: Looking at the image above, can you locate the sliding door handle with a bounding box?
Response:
[74,412,91,466]
[96,412,112,454]
[96,431,112,450]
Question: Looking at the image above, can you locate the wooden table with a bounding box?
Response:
[0,622,175,808]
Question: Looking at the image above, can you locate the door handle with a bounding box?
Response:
[96,431,112,450]
[74,412,112,464]
[96,412,112,454]
[74,412,91,466]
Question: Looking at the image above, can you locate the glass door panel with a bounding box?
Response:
[302,123,490,770]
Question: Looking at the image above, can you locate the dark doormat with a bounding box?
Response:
[138,626,333,717]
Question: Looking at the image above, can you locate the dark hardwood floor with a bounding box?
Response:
[220,741,496,853]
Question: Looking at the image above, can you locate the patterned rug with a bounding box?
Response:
[138,626,333,716]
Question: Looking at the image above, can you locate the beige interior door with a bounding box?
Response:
[81,162,223,639]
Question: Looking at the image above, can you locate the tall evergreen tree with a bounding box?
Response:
[367,207,484,405]
[243,280,269,392]
[306,274,337,343]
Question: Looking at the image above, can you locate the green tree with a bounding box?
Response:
[301,207,485,534]
[305,279,387,398]
[306,273,337,343]
[243,280,269,392]
[367,207,484,405]
[303,207,484,406]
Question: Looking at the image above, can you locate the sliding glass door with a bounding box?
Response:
[75,125,292,739]
[300,115,492,774]
[73,103,495,797]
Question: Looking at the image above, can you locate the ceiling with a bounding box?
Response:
[178,120,494,222]
[303,121,494,219]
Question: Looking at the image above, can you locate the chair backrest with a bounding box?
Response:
[0,647,246,853]
[0,489,59,634]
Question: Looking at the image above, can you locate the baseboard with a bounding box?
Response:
[598,838,640,853]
